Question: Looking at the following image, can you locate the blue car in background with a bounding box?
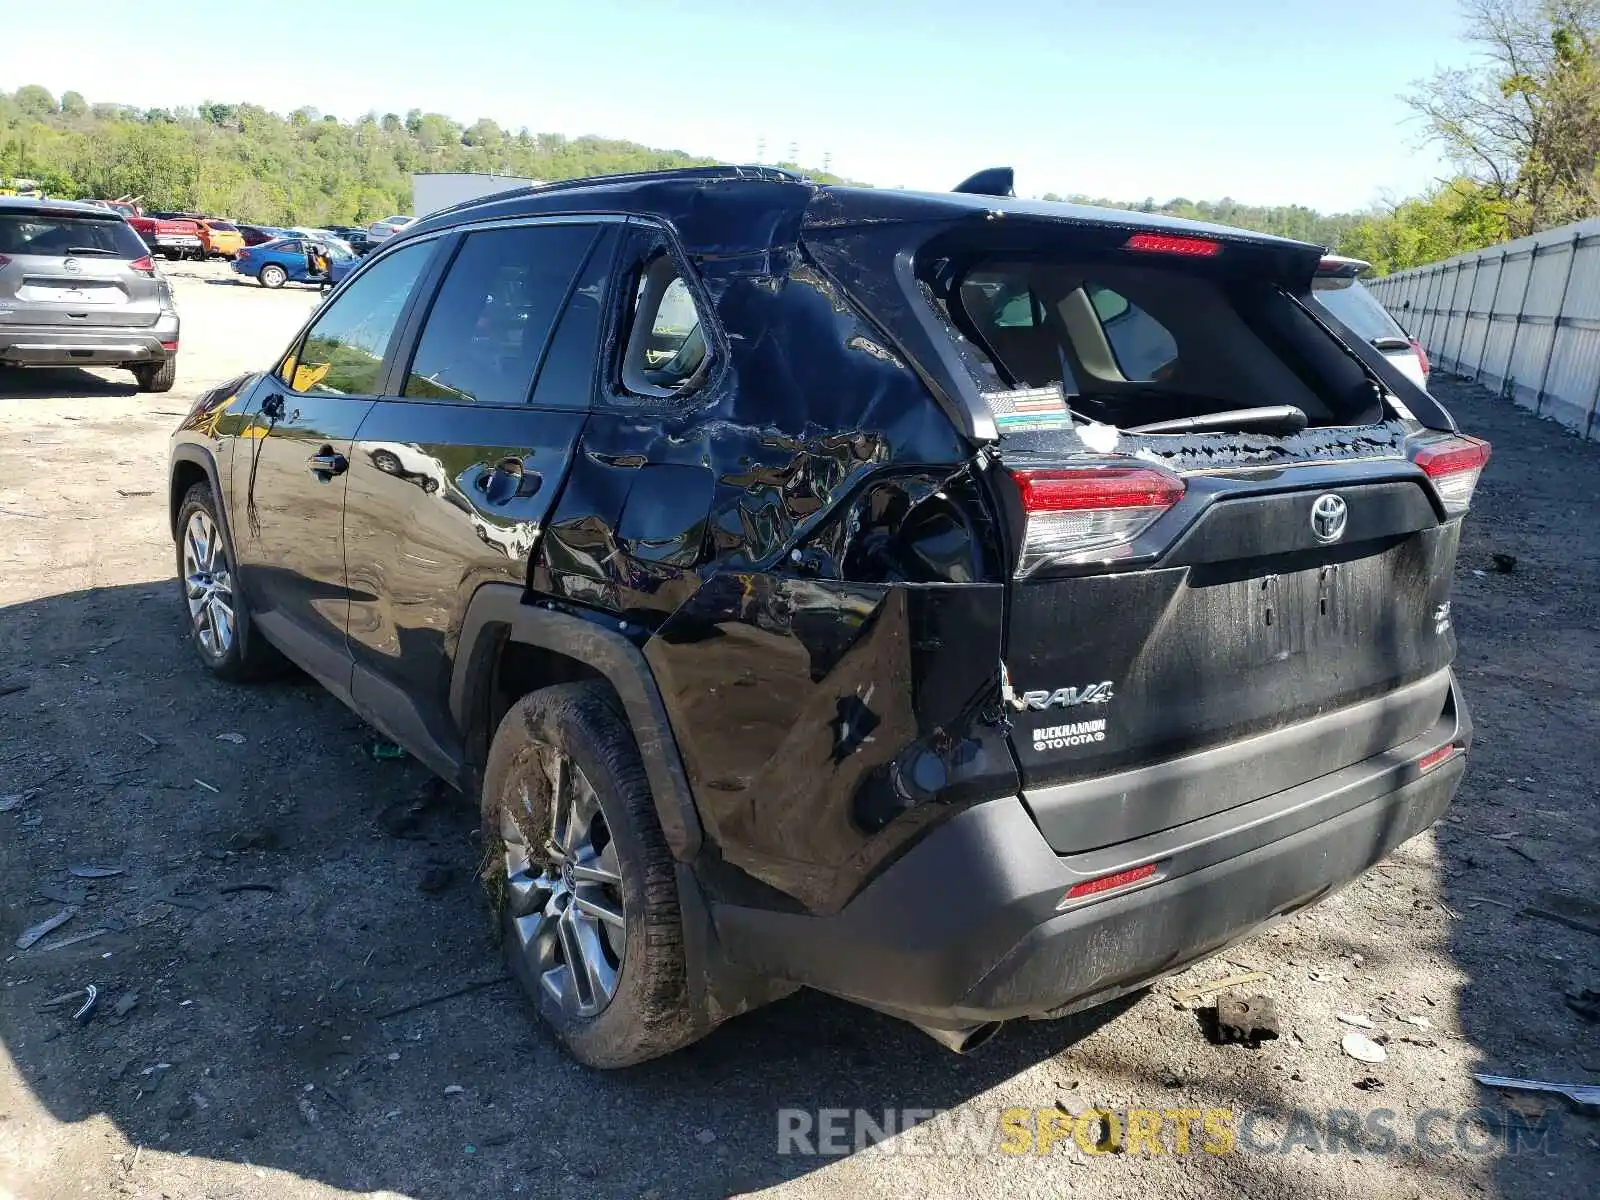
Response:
[231,237,359,289]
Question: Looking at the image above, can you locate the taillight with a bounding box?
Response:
[1410,337,1430,378]
[1011,463,1186,575]
[1411,434,1491,515]
[129,254,156,276]
[1125,232,1222,257]
[0,254,9,270]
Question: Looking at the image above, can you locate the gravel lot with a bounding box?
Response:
[1,260,1597,1200]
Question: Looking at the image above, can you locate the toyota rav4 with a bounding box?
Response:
[167,166,1484,1067]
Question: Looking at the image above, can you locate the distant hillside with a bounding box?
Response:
[2,83,1374,253]
[0,84,845,225]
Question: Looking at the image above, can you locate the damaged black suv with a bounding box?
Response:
[167,166,1485,1066]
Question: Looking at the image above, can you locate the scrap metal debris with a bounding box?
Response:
[215,732,246,745]
[67,864,125,879]
[1520,906,1600,939]
[1213,993,1279,1046]
[37,928,109,953]
[1473,1073,1600,1112]
[1173,970,1271,1006]
[17,906,78,950]
[0,789,38,812]
[1341,1032,1387,1064]
[39,988,90,1010]
[219,882,277,896]
[74,984,99,1022]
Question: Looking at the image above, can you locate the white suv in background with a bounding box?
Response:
[1312,255,1430,389]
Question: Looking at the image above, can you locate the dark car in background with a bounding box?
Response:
[323,225,371,253]
[237,224,291,247]
[1,197,179,390]
[167,166,1485,1068]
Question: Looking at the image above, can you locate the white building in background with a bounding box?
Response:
[1369,215,1600,442]
[411,172,541,217]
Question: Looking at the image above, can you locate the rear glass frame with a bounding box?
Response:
[0,212,149,259]
[936,249,1386,433]
[1310,276,1409,345]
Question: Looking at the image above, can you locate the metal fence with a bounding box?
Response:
[1366,216,1600,442]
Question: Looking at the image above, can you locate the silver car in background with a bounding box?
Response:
[365,214,414,246]
[1312,254,1429,389]
[0,198,180,392]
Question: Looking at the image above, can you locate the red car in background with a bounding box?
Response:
[127,214,204,260]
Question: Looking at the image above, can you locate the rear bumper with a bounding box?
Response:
[0,315,179,368]
[712,675,1470,1027]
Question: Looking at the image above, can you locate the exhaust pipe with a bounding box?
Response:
[913,1020,1003,1054]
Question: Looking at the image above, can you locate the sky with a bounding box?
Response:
[6,0,1477,212]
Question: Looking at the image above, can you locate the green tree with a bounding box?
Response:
[1336,179,1512,273]
[60,91,88,118]
[1407,0,1600,236]
[14,85,57,116]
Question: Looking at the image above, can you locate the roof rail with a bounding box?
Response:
[425,164,807,222]
[526,164,805,195]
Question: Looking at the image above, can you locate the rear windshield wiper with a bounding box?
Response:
[63,246,118,256]
[1369,336,1411,353]
[1127,406,1309,436]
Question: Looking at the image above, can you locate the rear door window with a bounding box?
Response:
[402,223,598,406]
[280,240,433,396]
[530,226,617,409]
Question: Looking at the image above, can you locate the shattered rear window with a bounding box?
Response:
[942,253,1384,433]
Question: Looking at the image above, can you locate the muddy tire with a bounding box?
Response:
[134,357,176,393]
[482,682,695,1068]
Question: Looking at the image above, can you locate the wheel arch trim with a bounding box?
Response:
[451,583,704,861]
[169,442,228,542]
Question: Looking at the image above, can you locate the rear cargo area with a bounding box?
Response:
[819,212,1479,857]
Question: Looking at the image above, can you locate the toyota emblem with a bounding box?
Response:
[1310,493,1348,543]
[63,258,81,273]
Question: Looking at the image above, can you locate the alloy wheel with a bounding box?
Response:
[183,510,235,659]
[500,744,627,1017]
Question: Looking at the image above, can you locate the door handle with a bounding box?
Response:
[307,449,348,479]
[474,457,542,503]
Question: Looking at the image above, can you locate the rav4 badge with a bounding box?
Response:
[1016,682,1115,711]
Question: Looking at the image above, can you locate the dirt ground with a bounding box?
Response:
[1,260,1597,1200]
